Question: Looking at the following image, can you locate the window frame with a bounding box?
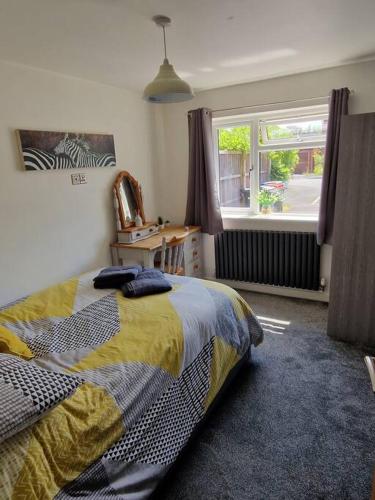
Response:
[213,104,328,219]
[259,113,328,146]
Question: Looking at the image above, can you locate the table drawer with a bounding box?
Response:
[185,259,201,278]
[185,246,200,264]
[185,232,201,251]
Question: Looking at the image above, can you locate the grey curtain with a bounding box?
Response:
[184,108,223,235]
[317,88,350,245]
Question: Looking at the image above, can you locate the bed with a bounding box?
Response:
[0,270,263,499]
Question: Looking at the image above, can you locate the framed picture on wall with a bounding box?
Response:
[16,130,116,170]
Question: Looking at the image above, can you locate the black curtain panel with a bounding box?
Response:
[184,108,223,235]
[317,88,350,245]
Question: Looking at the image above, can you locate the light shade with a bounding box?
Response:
[143,58,194,103]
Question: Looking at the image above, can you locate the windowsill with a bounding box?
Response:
[222,212,318,222]
[221,211,319,232]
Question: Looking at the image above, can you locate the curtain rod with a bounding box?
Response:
[210,89,354,114]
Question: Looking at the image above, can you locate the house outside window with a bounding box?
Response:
[213,104,328,219]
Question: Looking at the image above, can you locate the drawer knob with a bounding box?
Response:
[193,250,198,257]
[194,264,199,270]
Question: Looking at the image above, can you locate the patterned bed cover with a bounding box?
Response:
[0,271,263,499]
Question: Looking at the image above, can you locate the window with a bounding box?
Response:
[217,124,252,208]
[213,105,328,218]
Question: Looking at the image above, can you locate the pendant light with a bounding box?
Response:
[143,15,194,103]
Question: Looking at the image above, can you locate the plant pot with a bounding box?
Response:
[261,206,272,215]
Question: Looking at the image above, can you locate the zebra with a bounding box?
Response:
[54,134,116,168]
[22,148,74,170]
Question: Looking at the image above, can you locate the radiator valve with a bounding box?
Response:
[319,277,327,292]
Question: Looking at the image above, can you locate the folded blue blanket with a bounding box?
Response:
[122,277,172,298]
[93,265,142,289]
[98,265,143,275]
[136,269,164,281]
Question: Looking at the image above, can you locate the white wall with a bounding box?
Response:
[154,60,375,300]
[0,61,157,305]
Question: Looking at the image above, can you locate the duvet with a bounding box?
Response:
[0,270,263,499]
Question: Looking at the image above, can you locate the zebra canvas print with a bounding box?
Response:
[17,130,116,170]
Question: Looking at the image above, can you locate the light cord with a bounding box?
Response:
[162,25,167,59]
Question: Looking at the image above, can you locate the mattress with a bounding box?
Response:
[0,270,263,499]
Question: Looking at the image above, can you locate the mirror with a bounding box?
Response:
[113,171,146,229]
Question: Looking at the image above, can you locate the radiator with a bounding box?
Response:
[215,230,320,291]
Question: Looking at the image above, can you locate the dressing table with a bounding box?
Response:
[110,171,202,277]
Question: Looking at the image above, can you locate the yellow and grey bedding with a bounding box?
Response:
[0,270,263,499]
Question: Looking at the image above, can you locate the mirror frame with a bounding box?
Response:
[113,171,146,229]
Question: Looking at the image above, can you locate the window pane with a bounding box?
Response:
[259,116,328,145]
[217,125,251,208]
[259,147,325,215]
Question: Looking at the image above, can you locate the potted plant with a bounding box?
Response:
[258,190,280,214]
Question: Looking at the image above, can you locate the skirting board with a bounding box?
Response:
[206,277,329,303]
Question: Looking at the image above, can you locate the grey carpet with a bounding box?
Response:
[153,292,375,500]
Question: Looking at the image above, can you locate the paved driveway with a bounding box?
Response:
[283,175,322,215]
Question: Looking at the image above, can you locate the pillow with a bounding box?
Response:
[0,325,34,359]
[0,354,82,443]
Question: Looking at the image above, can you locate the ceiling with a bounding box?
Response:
[0,0,374,93]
